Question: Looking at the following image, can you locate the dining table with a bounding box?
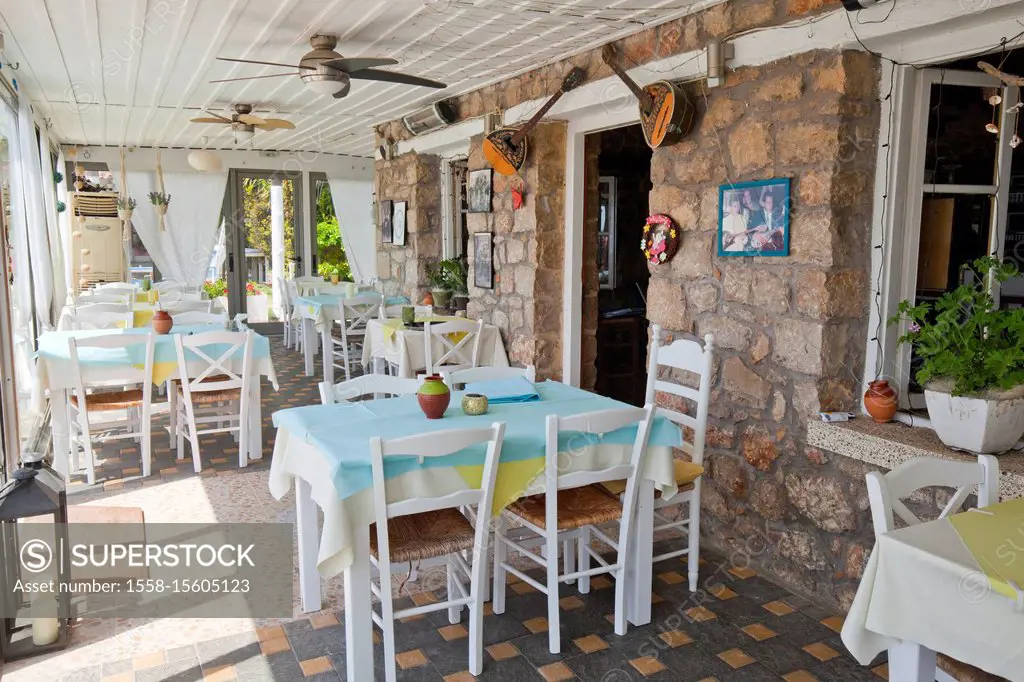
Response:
[269,380,682,682]
[362,316,509,378]
[292,293,408,383]
[841,497,1024,681]
[36,325,279,480]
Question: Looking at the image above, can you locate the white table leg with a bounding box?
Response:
[50,389,71,479]
[248,376,263,461]
[888,641,937,682]
[296,478,322,613]
[303,319,315,377]
[345,521,374,681]
[321,327,333,386]
[627,479,655,626]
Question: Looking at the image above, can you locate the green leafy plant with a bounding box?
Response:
[117,196,137,210]
[56,200,66,213]
[147,191,171,207]
[427,258,468,293]
[888,256,1024,396]
[53,171,63,184]
[202,279,228,299]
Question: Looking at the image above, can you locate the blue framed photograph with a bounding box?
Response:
[718,178,790,257]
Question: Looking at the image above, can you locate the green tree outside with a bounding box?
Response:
[314,182,352,281]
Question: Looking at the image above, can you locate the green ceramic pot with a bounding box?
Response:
[417,375,451,419]
[462,393,489,416]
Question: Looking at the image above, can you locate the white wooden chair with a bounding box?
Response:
[71,309,134,330]
[442,365,535,391]
[423,319,484,375]
[93,282,137,293]
[638,326,714,589]
[276,276,296,348]
[285,279,305,350]
[329,294,382,382]
[319,374,420,405]
[74,302,133,315]
[78,292,133,306]
[164,299,213,314]
[865,455,999,682]
[171,331,253,472]
[370,422,506,680]
[170,311,228,326]
[493,404,655,654]
[67,333,155,484]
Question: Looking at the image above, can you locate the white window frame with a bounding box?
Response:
[869,65,1019,410]
[441,156,468,259]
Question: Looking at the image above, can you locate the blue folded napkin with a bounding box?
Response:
[464,377,541,404]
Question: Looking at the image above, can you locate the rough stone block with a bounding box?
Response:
[722,357,771,408]
[728,120,774,173]
[776,122,841,165]
[647,277,691,332]
[773,317,824,375]
[700,317,752,351]
[741,428,779,471]
[753,73,803,103]
[785,472,857,532]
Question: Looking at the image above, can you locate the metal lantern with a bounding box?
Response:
[0,452,71,661]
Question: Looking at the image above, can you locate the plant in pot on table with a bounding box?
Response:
[426,258,465,310]
[889,256,1024,454]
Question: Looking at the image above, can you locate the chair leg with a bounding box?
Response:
[167,382,177,450]
[182,399,202,473]
[238,404,249,470]
[687,486,702,593]
[563,539,576,585]
[546,530,561,654]
[447,558,461,625]
[141,407,152,478]
[577,527,591,594]
[381,594,397,682]
[492,515,507,615]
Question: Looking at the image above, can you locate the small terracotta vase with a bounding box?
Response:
[417,375,451,419]
[864,379,898,423]
[422,291,434,306]
[152,310,173,335]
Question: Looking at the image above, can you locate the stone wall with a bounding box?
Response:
[465,122,567,381]
[375,153,442,300]
[646,48,880,611]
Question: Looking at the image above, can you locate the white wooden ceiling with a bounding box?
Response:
[0,0,711,158]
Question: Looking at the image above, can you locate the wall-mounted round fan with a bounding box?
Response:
[212,34,446,98]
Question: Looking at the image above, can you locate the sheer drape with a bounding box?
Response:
[115,170,228,289]
[39,128,66,312]
[55,148,73,300]
[327,177,375,283]
[16,97,54,328]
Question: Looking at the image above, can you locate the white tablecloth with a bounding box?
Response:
[362,318,509,378]
[842,516,1024,681]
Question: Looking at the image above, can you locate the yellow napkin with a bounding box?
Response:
[135,291,159,304]
[949,498,1024,603]
[380,316,467,344]
[133,309,155,328]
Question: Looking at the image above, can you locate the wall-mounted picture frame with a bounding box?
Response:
[718,178,790,257]
[379,200,394,244]
[392,201,407,247]
[473,232,494,289]
[467,168,493,213]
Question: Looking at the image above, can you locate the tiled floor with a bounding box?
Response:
[4,337,887,681]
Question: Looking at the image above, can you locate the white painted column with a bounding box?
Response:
[270,178,285,318]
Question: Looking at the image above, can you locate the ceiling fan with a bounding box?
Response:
[212,34,447,98]
[189,104,296,143]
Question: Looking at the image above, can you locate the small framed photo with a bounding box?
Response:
[718,178,790,257]
[473,232,493,289]
[392,201,407,247]
[379,200,394,244]
[467,168,493,213]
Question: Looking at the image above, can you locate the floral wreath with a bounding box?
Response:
[641,214,680,265]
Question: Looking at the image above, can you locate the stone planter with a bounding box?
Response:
[924,389,1024,454]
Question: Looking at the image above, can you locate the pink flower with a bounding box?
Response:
[908,322,921,333]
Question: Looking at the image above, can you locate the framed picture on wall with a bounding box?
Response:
[467,168,492,213]
[718,178,790,257]
[379,200,394,244]
[473,232,493,289]
[392,201,407,246]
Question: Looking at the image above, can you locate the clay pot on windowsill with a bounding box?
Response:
[863,379,898,423]
[417,375,451,419]
[152,310,173,335]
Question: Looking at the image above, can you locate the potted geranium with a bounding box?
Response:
[890,256,1024,453]
[426,260,455,309]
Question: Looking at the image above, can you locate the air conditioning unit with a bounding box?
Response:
[402,100,457,136]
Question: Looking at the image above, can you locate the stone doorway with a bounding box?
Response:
[581,124,653,405]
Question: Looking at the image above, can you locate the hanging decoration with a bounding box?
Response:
[149,148,171,231]
[511,177,525,210]
[641,214,680,265]
[978,61,1024,147]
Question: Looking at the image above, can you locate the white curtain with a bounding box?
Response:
[16,97,54,328]
[39,128,66,313]
[327,177,376,283]
[115,170,228,290]
[55,148,73,299]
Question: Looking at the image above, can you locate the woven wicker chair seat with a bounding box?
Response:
[938,655,1006,682]
[176,387,242,405]
[507,484,623,531]
[70,389,144,412]
[170,374,232,385]
[601,459,704,497]
[370,508,476,563]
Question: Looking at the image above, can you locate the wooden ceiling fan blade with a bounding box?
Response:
[202,109,233,122]
[190,117,233,124]
[347,68,447,89]
[323,57,399,72]
[209,73,300,83]
[237,114,268,125]
[257,119,296,130]
[216,56,310,69]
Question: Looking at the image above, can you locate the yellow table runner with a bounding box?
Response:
[949,498,1024,603]
[134,291,159,304]
[380,315,465,344]
[133,309,156,328]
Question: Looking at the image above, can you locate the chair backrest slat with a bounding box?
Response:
[424,319,484,374]
[68,333,156,405]
[171,311,227,326]
[319,375,421,404]
[865,455,1000,536]
[72,310,133,330]
[164,300,214,314]
[173,330,253,393]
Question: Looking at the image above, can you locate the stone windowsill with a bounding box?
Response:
[806,417,1024,500]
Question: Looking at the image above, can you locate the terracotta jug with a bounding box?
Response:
[864,379,898,423]
[417,375,451,419]
[152,310,173,335]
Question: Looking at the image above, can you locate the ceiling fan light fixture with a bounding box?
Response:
[306,78,345,95]
[187,149,223,172]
